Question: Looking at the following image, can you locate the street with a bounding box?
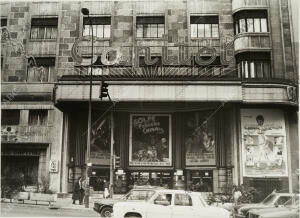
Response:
[0,203,99,217]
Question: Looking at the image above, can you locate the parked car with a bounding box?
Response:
[248,195,299,218]
[113,189,230,218]
[93,185,164,217]
[233,192,294,218]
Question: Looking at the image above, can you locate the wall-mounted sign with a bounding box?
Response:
[49,160,59,173]
[129,114,172,166]
[184,111,216,166]
[241,109,288,177]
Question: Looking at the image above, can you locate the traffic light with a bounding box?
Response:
[100,80,109,99]
[114,155,121,169]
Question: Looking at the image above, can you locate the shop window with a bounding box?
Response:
[236,52,271,79]
[191,16,219,38]
[83,16,111,38]
[174,194,193,206]
[1,110,20,125]
[28,110,48,126]
[189,171,213,192]
[1,18,7,27]
[136,16,165,38]
[27,57,55,82]
[234,10,268,34]
[30,17,58,39]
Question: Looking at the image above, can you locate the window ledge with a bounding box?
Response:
[136,38,165,41]
[29,39,57,42]
[81,36,110,41]
[191,37,220,40]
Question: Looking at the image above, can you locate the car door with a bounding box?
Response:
[146,193,172,218]
[171,194,196,218]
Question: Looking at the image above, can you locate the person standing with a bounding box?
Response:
[103,179,110,199]
[72,177,85,205]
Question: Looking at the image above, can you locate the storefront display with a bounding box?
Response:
[184,111,216,166]
[127,171,173,188]
[186,170,213,192]
[90,115,111,165]
[241,109,288,177]
[129,114,172,166]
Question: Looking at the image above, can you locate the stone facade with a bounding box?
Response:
[1,0,298,194]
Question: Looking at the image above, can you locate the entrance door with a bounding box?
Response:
[1,156,39,186]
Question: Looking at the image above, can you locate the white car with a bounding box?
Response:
[113,189,230,218]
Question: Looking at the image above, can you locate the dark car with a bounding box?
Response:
[248,195,299,218]
[93,185,165,217]
[233,192,294,218]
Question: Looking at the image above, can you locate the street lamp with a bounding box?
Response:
[81,7,93,209]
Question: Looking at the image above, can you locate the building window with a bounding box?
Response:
[1,110,20,125]
[28,110,48,125]
[27,57,55,82]
[234,10,268,34]
[1,18,7,27]
[191,16,219,38]
[236,52,271,79]
[83,17,111,38]
[30,17,58,39]
[136,16,164,38]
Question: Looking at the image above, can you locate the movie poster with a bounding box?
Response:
[241,109,288,177]
[90,115,111,165]
[185,111,216,166]
[129,114,172,166]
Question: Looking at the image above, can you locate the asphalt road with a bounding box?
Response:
[0,203,99,217]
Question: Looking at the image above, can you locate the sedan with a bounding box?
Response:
[113,189,230,218]
[93,185,164,217]
[248,195,299,218]
[233,192,294,218]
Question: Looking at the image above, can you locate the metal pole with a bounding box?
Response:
[85,14,93,208]
[109,110,114,198]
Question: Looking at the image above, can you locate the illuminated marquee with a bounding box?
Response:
[71,35,234,67]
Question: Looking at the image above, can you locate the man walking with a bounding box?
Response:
[72,177,85,205]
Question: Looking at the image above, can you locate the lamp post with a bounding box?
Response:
[81,7,93,209]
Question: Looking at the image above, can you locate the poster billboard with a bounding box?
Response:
[184,111,216,166]
[129,114,172,166]
[90,115,111,165]
[241,109,288,177]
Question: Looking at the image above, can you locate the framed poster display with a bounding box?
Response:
[129,114,172,166]
[241,109,288,177]
[90,115,111,165]
[184,111,216,166]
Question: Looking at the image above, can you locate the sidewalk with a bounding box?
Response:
[1,194,124,211]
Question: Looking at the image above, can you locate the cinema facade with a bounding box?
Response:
[1,0,298,197]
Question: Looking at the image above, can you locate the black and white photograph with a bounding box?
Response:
[0,0,299,217]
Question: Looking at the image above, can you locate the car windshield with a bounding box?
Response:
[261,194,277,205]
[125,190,155,201]
[284,196,299,208]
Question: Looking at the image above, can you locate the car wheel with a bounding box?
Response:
[100,207,113,217]
[124,212,142,218]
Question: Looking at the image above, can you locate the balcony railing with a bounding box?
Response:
[234,33,271,53]
[232,0,269,13]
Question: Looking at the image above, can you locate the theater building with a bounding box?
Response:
[1,0,298,197]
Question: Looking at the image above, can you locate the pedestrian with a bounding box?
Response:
[72,177,85,205]
[232,185,242,205]
[103,179,110,199]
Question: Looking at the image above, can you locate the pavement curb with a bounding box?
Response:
[1,200,94,211]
